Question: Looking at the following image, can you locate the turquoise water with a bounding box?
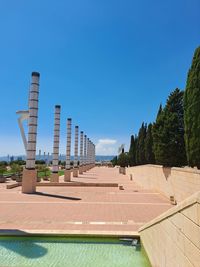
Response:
[0,236,151,267]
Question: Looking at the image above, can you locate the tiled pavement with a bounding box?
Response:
[0,167,172,235]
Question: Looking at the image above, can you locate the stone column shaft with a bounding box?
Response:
[83,135,87,171]
[52,105,61,173]
[80,131,83,166]
[66,118,72,170]
[79,131,84,174]
[74,126,79,168]
[26,72,40,169]
[22,72,40,194]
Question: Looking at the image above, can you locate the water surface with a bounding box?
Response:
[0,236,151,267]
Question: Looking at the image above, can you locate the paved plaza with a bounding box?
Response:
[0,167,172,236]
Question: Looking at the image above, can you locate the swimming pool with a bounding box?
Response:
[0,236,151,267]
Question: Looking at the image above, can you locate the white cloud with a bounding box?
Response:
[98,139,117,145]
[96,139,117,155]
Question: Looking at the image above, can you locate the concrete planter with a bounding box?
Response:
[119,167,126,175]
[0,176,6,183]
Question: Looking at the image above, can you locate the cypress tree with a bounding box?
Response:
[184,47,200,168]
[157,104,162,118]
[129,135,136,166]
[153,88,187,167]
[137,123,147,165]
[145,123,155,164]
[111,156,118,166]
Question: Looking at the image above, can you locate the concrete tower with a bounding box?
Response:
[79,131,84,174]
[51,105,61,183]
[64,118,72,181]
[83,134,87,172]
[22,72,40,193]
[86,137,90,171]
[73,126,79,177]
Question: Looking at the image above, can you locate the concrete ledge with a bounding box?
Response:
[6,183,21,189]
[7,182,119,188]
[0,229,139,238]
[139,191,200,232]
[131,164,200,174]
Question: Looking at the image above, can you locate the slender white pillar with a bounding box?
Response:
[86,138,90,171]
[26,72,40,169]
[51,105,61,182]
[52,105,61,173]
[22,72,40,193]
[73,126,79,177]
[65,118,72,181]
[66,118,72,170]
[79,131,84,174]
[83,135,87,172]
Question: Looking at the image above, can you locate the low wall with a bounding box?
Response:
[127,165,200,203]
[7,182,119,189]
[139,192,200,267]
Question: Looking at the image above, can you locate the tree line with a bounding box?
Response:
[112,46,200,168]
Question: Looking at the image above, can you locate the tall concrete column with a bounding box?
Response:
[73,126,79,177]
[65,118,72,181]
[86,138,90,171]
[83,135,87,172]
[92,143,96,167]
[22,72,40,193]
[79,131,84,174]
[94,144,96,167]
[51,105,61,183]
[89,141,92,169]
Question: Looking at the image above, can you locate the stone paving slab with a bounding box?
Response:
[0,167,172,236]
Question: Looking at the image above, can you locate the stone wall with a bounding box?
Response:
[139,192,200,267]
[127,165,200,203]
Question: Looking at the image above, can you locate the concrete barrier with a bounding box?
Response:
[127,165,200,203]
[7,182,119,188]
[139,191,200,267]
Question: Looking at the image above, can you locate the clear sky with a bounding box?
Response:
[0,0,199,156]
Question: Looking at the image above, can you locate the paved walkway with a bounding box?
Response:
[0,167,171,236]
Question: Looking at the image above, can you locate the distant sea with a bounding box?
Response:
[0,155,115,162]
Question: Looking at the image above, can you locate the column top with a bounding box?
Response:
[55,105,61,109]
[80,131,83,134]
[75,126,79,128]
[32,72,40,77]
[67,118,72,121]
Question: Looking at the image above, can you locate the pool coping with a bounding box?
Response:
[0,229,140,238]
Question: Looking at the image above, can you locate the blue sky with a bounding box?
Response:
[0,0,199,156]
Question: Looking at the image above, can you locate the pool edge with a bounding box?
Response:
[0,229,140,238]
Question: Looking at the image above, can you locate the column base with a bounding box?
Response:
[22,169,37,194]
[73,167,79,177]
[83,165,87,172]
[64,169,71,182]
[50,173,59,183]
[79,166,83,174]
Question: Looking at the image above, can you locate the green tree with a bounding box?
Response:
[153,88,187,167]
[111,156,118,166]
[145,123,155,164]
[36,165,50,180]
[0,165,7,177]
[10,164,23,181]
[118,152,129,167]
[184,46,200,168]
[128,135,137,166]
[136,123,147,165]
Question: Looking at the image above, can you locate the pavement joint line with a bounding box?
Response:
[108,192,160,195]
[0,201,171,205]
